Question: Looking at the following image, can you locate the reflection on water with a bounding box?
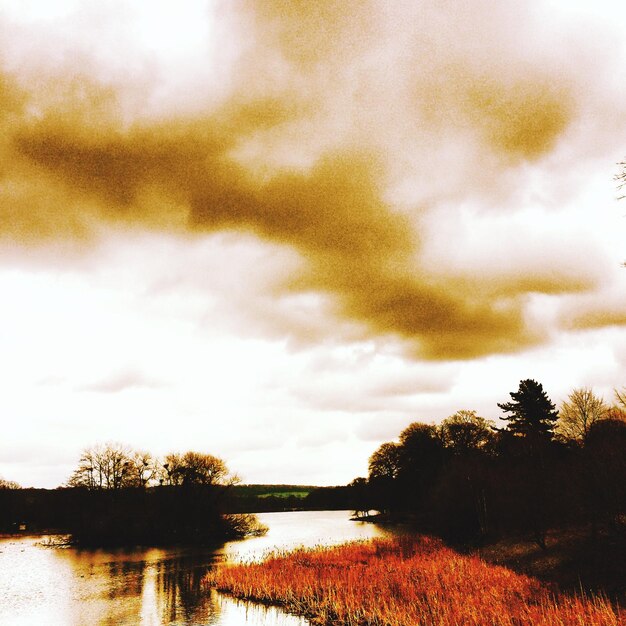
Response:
[220,510,396,562]
[0,510,392,626]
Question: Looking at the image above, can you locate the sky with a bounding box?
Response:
[1,0,626,488]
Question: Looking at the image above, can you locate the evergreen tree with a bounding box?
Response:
[498,379,559,550]
[498,379,558,440]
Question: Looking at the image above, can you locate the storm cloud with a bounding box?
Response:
[1,0,624,360]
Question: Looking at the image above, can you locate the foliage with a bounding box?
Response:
[231,484,316,498]
[162,451,238,486]
[224,484,322,514]
[584,418,626,535]
[361,380,625,549]
[257,491,307,498]
[66,445,238,490]
[0,477,21,489]
[207,537,622,626]
[396,422,444,511]
[222,513,268,537]
[64,486,263,546]
[367,442,403,513]
[439,410,496,454]
[368,442,402,480]
[56,445,253,545]
[498,379,558,441]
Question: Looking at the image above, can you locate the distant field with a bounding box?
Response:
[231,484,318,499]
[257,491,308,499]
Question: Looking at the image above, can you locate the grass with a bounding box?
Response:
[232,484,316,498]
[205,536,624,625]
[474,525,626,604]
[258,491,309,499]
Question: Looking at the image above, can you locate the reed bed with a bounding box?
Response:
[205,536,623,625]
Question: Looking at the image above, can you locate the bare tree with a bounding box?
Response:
[616,160,626,201]
[67,447,99,488]
[557,387,608,442]
[162,453,185,485]
[68,445,238,489]
[616,160,626,265]
[101,443,133,489]
[614,387,626,413]
[67,443,134,489]
[126,450,159,487]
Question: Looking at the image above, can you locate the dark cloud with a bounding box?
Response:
[6,108,543,359]
[0,0,622,359]
[564,307,626,331]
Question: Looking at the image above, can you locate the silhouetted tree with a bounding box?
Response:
[368,442,402,513]
[429,457,492,543]
[557,387,608,443]
[163,452,238,486]
[348,477,371,518]
[368,442,402,480]
[63,446,253,545]
[439,410,495,455]
[67,443,135,489]
[584,418,626,536]
[498,380,559,549]
[498,379,558,442]
[397,422,444,511]
[126,450,159,487]
[424,411,495,542]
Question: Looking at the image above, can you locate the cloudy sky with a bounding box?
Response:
[1,0,626,488]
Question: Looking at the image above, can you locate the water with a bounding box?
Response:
[0,510,394,626]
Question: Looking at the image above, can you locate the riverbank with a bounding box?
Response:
[0,487,270,547]
[351,513,626,604]
[0,510,385,626]
[206,536,623,626]
[474,526,626,605]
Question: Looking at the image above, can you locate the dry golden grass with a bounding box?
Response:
[205,536,623,625]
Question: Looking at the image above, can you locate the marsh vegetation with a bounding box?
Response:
[208,536,623,626]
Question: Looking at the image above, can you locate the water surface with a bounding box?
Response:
[0,510,393,626]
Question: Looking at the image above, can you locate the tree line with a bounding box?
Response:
[0,447,264,546]
[2,379,624,550]
[356,380,626,550]
[66,444,237,490]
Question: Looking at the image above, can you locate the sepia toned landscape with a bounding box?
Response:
[207,536,622,626]
[1,1,626,624]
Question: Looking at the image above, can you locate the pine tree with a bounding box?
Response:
[498,379,558,440]
[498,379,559,550]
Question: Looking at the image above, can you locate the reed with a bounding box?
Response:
[205,536,623,625]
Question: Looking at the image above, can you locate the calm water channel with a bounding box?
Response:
[0,510,395,626]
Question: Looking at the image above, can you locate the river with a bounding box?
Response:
[0,510,395,626]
